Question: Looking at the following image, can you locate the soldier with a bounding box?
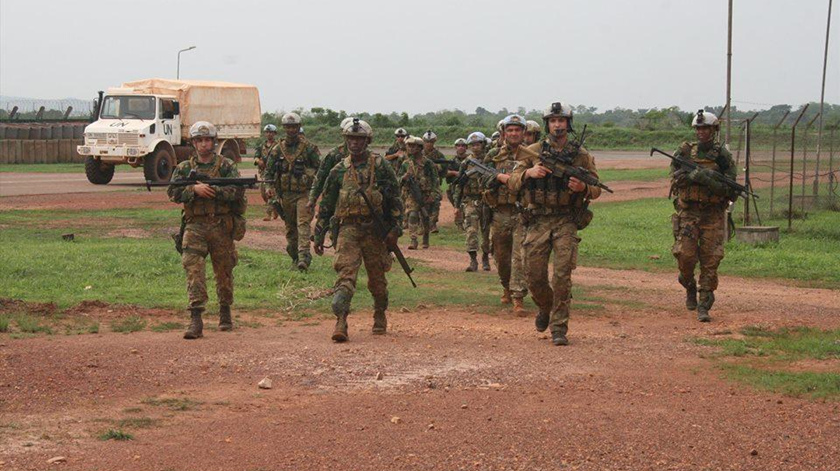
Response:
[453,131,493,272]
[167,121,246,340]
[399,135,439,249]
[266,112,321,271]
[483,115,531,313]
[385,127,409,173]
[524,120,542,145]
[670,110,736,322]
[308,117,356,211]
[496,102,602,346]
[255,124,280,221]
[448,138,469,228]
[422,130,446,233]
[313,119,403,342]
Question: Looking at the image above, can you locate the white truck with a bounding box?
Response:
[78,79,261,184]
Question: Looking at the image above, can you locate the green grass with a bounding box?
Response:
[98,429,134,441]
[64,319,100,335]
[0,315,9,333]
[597,167,669,183]
[0,163,143,174]
[14,314,53,334]
[141,397,201,411]
[151,321,183,332]
[110,316,147,333]
[694,326,840,399]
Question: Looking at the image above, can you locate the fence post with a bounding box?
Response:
[788,105,810,230]
[802,113,820,211]
[770,111,790,215]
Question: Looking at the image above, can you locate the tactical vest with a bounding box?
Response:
[522,142,587,210]
[336,153,384,219]
[483,155,519,208]
[183,155,233,218]
[275,138,314,193]
[676,144,726,204]
[405,158,434,194]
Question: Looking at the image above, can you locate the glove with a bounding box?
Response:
[688,167,728,195]
[385,226,401,248]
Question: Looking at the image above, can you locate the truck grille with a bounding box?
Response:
[118,134,139,145]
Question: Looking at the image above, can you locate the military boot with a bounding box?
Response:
[500,288,512,304]
[331,288,352,342]
[408,237,418,250]
[535,311,549,332]
[372,309,387,335]
[219,305,233,332]
[512,298,526,316]
[297,253,311,271]
[286,245,299,268]
[679,275,698,311]
[430,222,439,234]
[183,308,204,339]
[697,290,714,322]
[465,251,478,272]
[422,233,430,249]
[481,252,491,271]
[551,331,569,346]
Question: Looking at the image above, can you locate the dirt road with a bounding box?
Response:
[1,153,837,470]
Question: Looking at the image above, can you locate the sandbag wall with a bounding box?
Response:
[0,122,86,164]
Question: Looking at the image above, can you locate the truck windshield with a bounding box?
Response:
[100,96,156,120]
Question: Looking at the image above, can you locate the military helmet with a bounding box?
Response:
[466,131,487,145]
[692,109,719,128]
[341,118,373,138]
[422,130,437,142]
[501,114,527,129]
[491,131,501,140]
[526,120,542,133]
[395,127,408,137]
[542,101,574,131]
[340,117,356,129]
[496,119,505,132]
[281,112,302,126]
[189,121,218,139]
[263,124,278,133]
[405,136,423,147]
[454,138,467,146]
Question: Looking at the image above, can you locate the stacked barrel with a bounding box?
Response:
[0,122,87,164]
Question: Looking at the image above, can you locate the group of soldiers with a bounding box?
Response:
[167,102,736,346]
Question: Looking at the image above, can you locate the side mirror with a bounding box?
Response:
[173,102,180,115]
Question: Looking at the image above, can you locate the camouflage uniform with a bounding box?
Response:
[423,147,446,232]
[505,138,602,341]
[447,150,468,228]
[453,154,488,255]
[266,137,320,264]
[309,143,347,206]
[485,145,531,303]
[316,151,403,340]
[398,155,439,248]
[254,139,279,219]
[167,155,245,318]
[670,140,736,319]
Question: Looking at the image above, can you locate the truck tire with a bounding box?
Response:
[85,156,115,185]
[221,146,238,163]
[144,148,176,183]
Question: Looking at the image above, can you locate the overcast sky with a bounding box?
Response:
[1,0,837,114]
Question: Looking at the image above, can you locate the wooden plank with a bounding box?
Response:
[13,140,23,164]
[21,140,34,163]
[46,140,59,163]
[0,141,9,164]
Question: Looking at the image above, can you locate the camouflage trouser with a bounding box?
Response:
[672,204,726,292]
[430,193,442,228]
[490,205,527,298]
[448,187,464,229]
[523,214,579,336]
[333,223,392,310]
[480,204,492,254]
[462,198,483,252]
[181,218,238,310]
[260,183,277,218]
[405,195,432,241]
[279,192,312,259]
[512,215,529,299]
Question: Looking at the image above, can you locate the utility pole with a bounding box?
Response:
[725,0,733,146]
[814,0,833,195]
[177,46,196,80]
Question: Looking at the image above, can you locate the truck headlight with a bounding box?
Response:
[79,146,91,154]
[127,148,139,156]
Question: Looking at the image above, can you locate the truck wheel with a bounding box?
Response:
[84,156,115,184]
[144,148,176,182]
[221,146,238,163]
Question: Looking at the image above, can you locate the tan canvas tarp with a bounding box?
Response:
[121,79,261,136]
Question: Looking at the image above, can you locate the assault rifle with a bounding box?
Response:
[538,126,613,194]
[650,147,757,199]
[147,169,273,192]
[356,189,418,288]
[403,174,431,220]
[432,158,461,171]
[459,157,502,189]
